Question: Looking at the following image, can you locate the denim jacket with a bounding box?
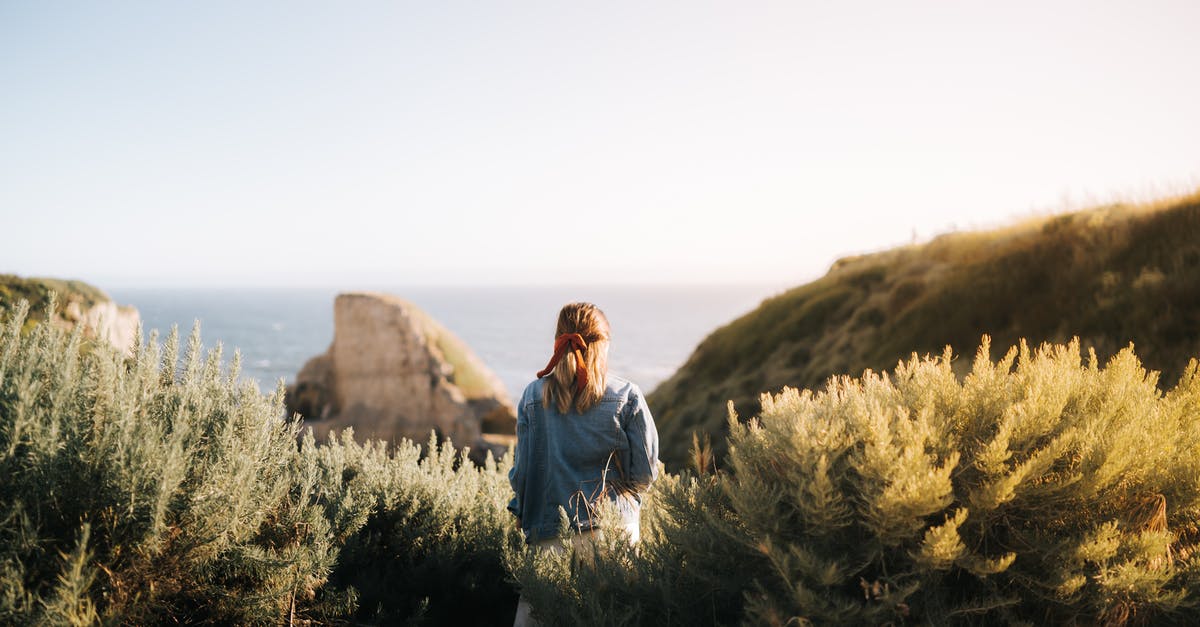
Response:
[507,374,659,544]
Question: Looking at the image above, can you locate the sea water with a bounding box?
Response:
[107,284,782,401]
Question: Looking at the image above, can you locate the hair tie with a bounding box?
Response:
[536,333,589,393]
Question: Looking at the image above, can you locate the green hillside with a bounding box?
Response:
[0,274,112,333]
[650,190,1200,469]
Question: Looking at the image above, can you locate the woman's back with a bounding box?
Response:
[508,374,658,543]
[508,301,659,627]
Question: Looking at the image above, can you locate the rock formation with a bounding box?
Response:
[62,299,141,357]
[286,292,516,458]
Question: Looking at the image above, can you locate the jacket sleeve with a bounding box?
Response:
[507,399,528,520]
[622,386,659,491]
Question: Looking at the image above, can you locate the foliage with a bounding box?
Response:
[507,472,755,626]
[516,337,1200,625]
[0,274,112,336]
[8,289,1200,625]
[0,294,344,625]
[650,189,1200,468]
[310,430,523,625]
[0,295,522,625]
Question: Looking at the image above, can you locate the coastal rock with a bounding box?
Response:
[63,299,141,357]
[286,292,516,456]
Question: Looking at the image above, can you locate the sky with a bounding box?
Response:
[2,1,1198,289]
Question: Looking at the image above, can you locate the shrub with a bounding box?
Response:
[0,295,522,625]
[507,471,756,626]
[309,429,523,625]
[10,288,1200,625]
[516,337,1200,625]
[0,295,346,624]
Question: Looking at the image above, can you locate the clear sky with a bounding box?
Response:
[2,1,1198,289]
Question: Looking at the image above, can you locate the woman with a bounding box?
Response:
[508,302,659,625]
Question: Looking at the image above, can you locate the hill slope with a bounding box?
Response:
[649,190,1200,469]
[0,274,140,354]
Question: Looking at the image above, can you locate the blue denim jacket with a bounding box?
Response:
[507,374,659,544]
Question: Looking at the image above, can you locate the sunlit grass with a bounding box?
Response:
[651,188,1200,469]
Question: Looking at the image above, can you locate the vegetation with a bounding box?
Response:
[310,430,522,625]
[0,295,340,624]
[7,287,1200,624]
[0,274,114,335]
[650,189,1200,468]
[515,338,1200,625]
[0,295,521,625]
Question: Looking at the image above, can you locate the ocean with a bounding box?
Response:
[106,285,783,401]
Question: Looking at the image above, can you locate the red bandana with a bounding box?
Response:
[536,333,589,393]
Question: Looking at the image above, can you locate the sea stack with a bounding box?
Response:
[286,292,516,457]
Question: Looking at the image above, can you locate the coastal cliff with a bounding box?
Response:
[650,190,1200,469]
[286,292,516,457]
[0,274,140,356]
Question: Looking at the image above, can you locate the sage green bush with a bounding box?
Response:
[0,295,521,625]
[0,296,347,625]
[515,338,1200,625]
[8,290,1200,625]
[308,429,523,625]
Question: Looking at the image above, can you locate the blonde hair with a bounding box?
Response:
[542,302,610,414]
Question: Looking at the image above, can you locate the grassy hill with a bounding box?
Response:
[0,274,113,333]
[649,190,1200,469]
